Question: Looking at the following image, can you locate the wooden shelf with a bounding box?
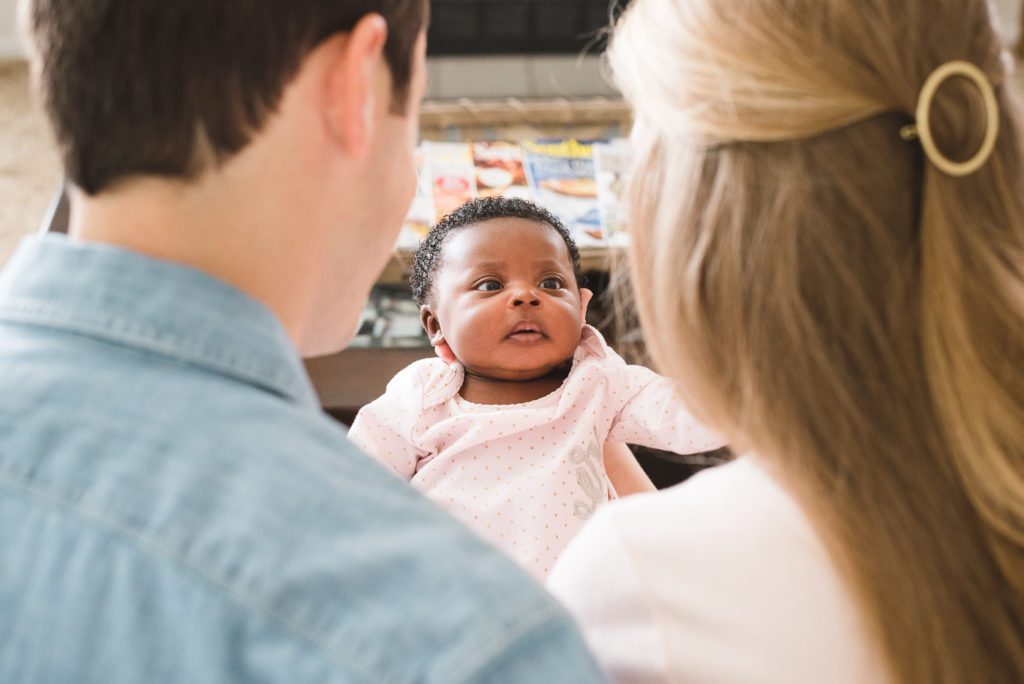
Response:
[418,97,631,141]
[420,97,630,129]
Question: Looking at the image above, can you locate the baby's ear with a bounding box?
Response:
[420,305,455,362]
[579,288,594,325]
[420,305,443,344]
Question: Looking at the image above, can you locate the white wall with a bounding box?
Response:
[0,0,23,59]
[993,0,1022,43]
[426,55,617,99]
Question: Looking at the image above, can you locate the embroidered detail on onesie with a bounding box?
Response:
[572,429,606,520]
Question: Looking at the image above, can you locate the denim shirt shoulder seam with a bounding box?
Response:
[0,471,381,684]
[0,299,309,404]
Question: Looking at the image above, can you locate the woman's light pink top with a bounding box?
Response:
[548,457,890,683]
[348,326,723,578]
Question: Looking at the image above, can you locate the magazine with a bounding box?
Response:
[471,141,530,200]
[522,138,604,247]
[423,141,477,223]
[592,139,631,246]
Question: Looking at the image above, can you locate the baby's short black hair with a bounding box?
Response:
[410,196,584,305]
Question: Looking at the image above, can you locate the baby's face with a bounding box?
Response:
[423,218,590,381]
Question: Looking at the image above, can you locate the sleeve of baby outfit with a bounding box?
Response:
[347,364,428,480]
[547,507,670,683]
[606,364,726,454]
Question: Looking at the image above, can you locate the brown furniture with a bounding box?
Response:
[305,346,435,424]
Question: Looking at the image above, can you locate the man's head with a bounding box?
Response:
[20,0,430,357]
[21,0,428,195]
[412,197,592,381]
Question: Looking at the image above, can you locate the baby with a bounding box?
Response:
[349,197,724,578]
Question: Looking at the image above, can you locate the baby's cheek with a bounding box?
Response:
[552,308,585,342]
[449,309,499,356]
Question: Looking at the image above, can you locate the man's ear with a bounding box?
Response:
[323,13,388,160]
[579,287,594,327]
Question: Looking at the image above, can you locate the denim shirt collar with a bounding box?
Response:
[0,234,318,407]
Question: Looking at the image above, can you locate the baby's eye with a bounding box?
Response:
[540,278,563,290]
[475,280,502,292]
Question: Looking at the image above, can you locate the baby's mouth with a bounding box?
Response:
[507,322,545,341]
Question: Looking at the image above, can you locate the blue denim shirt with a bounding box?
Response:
[0,235,605,684]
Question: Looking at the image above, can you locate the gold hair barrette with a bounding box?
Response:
[899,60,999,177]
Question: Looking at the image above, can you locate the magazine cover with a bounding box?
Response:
[593,139,632,246]
[471,141,530,200]
[423,141,477,222]
[522,138,604,246]
[397,147,435,250]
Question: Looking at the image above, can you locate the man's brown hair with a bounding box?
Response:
[23,0,428,195]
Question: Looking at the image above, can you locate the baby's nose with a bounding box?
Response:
[510,288,541,307]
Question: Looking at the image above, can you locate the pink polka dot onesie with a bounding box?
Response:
[348,325,724,578]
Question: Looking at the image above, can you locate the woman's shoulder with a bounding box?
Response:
[616,457,810,541]
[550,457,888,683]
[556,458,818,581]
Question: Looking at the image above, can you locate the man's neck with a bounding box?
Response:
[67,176,318,350]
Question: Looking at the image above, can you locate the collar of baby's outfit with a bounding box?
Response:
[422,359,465,409]
[574,324,611,363]
[420,324,609,410]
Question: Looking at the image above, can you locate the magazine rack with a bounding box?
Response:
[376,96,632,284]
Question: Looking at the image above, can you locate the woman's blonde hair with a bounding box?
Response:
[611,0,1024,680]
